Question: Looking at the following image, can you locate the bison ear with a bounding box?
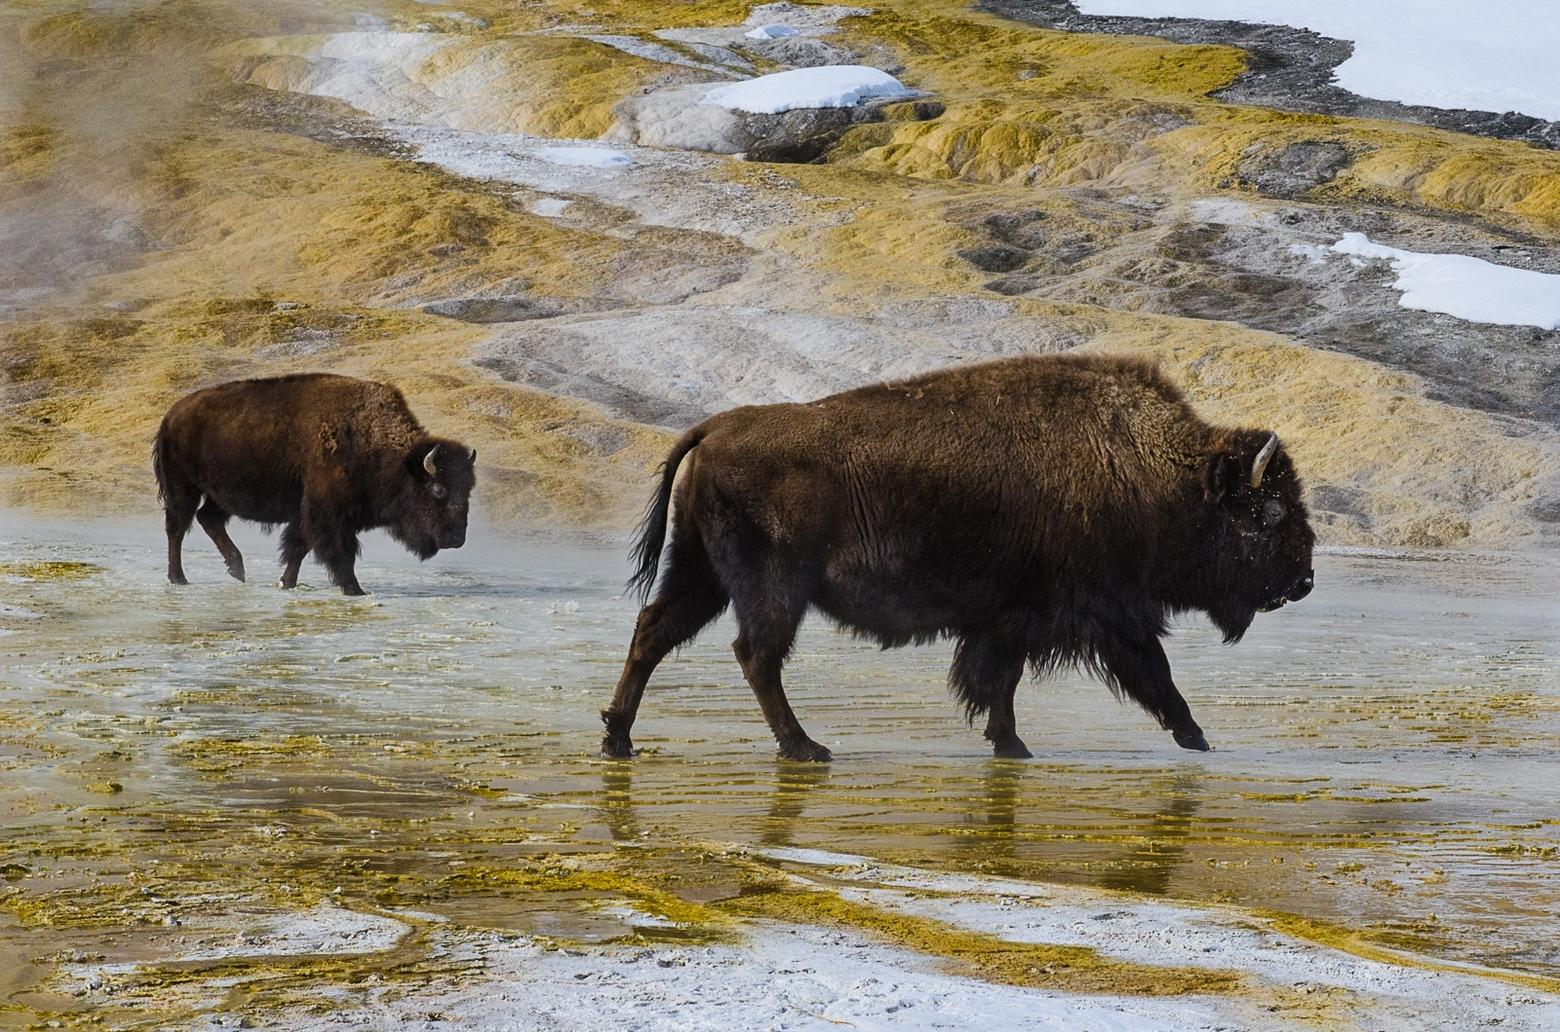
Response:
[1203,450,1244,505]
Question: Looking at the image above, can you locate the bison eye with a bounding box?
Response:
[1261,499,1284,527]
[431,484,448,501]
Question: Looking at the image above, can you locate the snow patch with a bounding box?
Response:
[1288,242,1329,265]
[529,197,573,217]
[701,65,913,114]
[745,25,800,40]
[1072,1,1560,122]
[1332,233,1560,329]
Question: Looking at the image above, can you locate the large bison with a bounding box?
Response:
[602,354,1314,761]
[153,374,475,595]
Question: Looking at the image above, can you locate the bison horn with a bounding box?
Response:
[1249,433,1278,488]
[468,447,477,463]
[423,445,439,476]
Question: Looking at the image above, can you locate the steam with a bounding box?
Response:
[0,1,370,313]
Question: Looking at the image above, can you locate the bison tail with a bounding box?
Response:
[626,424,707,602]
[151,420,171,506]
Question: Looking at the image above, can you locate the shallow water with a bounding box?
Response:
[0,513,1557,1020]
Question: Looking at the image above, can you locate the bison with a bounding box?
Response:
[601,354,1314,762]
[153,373,475,595]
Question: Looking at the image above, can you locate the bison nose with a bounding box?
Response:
[1288,570,1314,602]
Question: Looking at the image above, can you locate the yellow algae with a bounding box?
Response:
[230,32,683,139]
[0,560,101,581]
[438,860,738,939]
[723,885,1242,997]
[449,0,753,35]
[0,123,677,520]
[109,128,641,302]
[172,735,334,780]
[1262,911,1560,995]
[0,123,58,181]
[831,2,1560,238]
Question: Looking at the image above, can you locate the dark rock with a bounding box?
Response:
[744,106,884,163]
[422,296,568,323]
[984,210,1048,248]
[985,275,1039,295]
[1051,237,1097,265]
[1155,222,1226,261]
[1309,484,1372,524]
[958,244,1030,272]
[1238,141,1355,199]
[1527,495,1560,523]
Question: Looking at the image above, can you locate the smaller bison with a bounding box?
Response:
[153,374,475,595]
[602,354,1315,762]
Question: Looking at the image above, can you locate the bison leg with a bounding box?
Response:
[196,500,245,582]
[302,500,365,596]
[1098,634,1210,752]
[601,536,728,758]
[318,534,365,596]
[163,497,196,586]
[720,544,828,761]
[734,634,830,762]
[951,633,1031,759]
[277,523,307,589]
[727,569,830,762]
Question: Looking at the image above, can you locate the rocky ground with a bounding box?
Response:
[4,0,1560,548]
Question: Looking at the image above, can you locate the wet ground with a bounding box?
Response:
[1,513,1557,1026]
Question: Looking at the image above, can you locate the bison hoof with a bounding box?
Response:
[992,737,1034,760]
[601,735,636,759]
[1173,727,1212,752]
[778,738,832,763]
[226,562,245,583]
[168,573,188,586]
[341,584,367,597]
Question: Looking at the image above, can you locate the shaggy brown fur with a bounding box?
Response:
[602,353,1314,761]
[154,374,475,595]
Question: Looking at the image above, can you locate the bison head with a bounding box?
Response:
[1197,429,1315,641]
[389,439,476,559]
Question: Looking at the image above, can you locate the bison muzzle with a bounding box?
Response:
[153,374,476,595]
[601,354,1315,762]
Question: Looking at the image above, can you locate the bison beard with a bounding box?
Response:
[153,374,475,595]
[601,354,1315,761]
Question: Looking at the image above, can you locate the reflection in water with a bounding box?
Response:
[599,765,641,844]
[1095,772,1203,897]
[953,761,1022,867]
[760,764,833,848]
